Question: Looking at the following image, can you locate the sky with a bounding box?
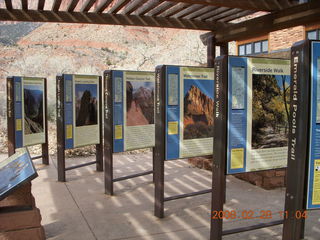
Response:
[184,79,214,99]
[75,84,97,99]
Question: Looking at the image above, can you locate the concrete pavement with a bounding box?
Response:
[17,152,320,239]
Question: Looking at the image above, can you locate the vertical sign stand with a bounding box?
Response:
[103,70,155,195]
[154,37,217,218]
[56,74,103,182]
[282,40,320,240]
[210,53,292,240]
[7,77,49,164]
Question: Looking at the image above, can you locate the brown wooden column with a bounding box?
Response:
[210,42,228,240]
[207,34,216,67]
[41,78,49,165]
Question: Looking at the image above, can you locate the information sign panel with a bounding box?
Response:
[164,66,214,160]
[112,71,155,152]
[227,57,291,173]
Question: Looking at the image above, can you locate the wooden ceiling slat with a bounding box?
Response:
[21,0,28,10]
[81,0,98,12]
[147,2,177,17]
[122,0,148,15]
[5,0,13,10]
[217,10,255,23]
[109,0,131,13]
[38,0,45,10]
[166,0,282,11]
[67,0,81,12]
[206,8,244,22]
[159,2,191,17]
[52,0,62,11]
[215,0,320,42]
[94,0,114,13]
[197,7,229,21]
[173,4,204,18]
[0,8,220,31]
[183,6,217,20]
[135,0,164,15]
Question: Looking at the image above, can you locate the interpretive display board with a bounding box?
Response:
[110,71,155,152]
[162,66,214,160]
[227,57,291,174]
[0,148,37,201]
[62,74,100,149]
[307,41,320,209]
[56,74,103,182]
[7,77,46,148]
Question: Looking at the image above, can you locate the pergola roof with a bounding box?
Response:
[0,0,319,43]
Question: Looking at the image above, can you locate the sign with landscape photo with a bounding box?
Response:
[112,71,155,152]
[12,77,46,148]
[64,74,100,149]
[227,57,290,174]
[164,66,214,160]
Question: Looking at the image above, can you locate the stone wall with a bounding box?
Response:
[0,183,45,240]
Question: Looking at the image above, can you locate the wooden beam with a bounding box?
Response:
[215,1,320,43]
[38,0,45,10]
[206,8,244,22]
[81,0,98,12]
[109,0,131,14]
[197,7,229,21]
[147,2,177,17]
[121,0,148,15]
[5,0,13,10]
[67,0,81,12]
[183,6,217,20]
[52,0,62,11]
[159,2,191,17]
[166,0,283,11]
[21,0,28,10]
[174,4,203,18]
[0,9,222,31]
[217,10,254,23]
[94,0,114,13]
[135,0,164,15]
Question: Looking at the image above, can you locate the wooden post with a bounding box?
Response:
[154,65,166,218]
[104,71,114,195]
[41,78,49,165]
[282,40,310,240]
[7,77,15,157]
[210,55,228,240]
[56,75,66,182]
[96,76,103,172]
[207,34,216,67]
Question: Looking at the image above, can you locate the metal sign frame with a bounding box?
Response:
[103,70,155,195]
[210,54,294,239]
[282,39,320,240]
[7,77,49,164]
[56,74,103,182]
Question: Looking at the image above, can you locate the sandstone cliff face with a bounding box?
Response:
[183,85,214,140]
[184,85,214,126]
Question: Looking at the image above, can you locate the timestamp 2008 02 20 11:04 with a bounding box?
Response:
[212,210,308,220]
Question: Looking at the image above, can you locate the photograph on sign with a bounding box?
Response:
[227,57,290,174]
[183,79,214,140]
[13,77,46,147]
[113,71,155,152]
[307,41,320,209]
[0,148,37,201]
[126,81,154,126]
[165,66,214,160]
[75,84,98,127]
[73,75,100,148]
